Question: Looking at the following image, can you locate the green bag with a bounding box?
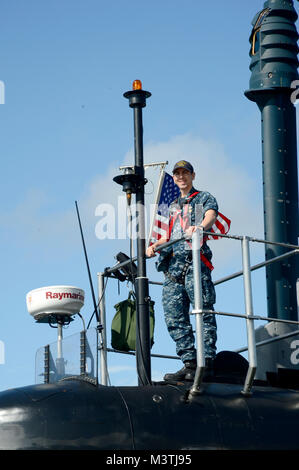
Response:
[111,291,155,352]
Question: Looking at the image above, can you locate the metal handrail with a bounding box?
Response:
[189,308,299,325]
[97,230,299,393]
[105,347,179,361]
[104,235,186,275]
[236,329,299,354]
[214,249,299,286]
[148,248,299,288]
[104,230,298,283]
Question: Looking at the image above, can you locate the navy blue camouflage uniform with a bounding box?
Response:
[156,187,218,363]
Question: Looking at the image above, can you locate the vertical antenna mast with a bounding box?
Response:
[75,201,100,325]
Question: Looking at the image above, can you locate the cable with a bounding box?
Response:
[48,315,71,328]
[78,312,86,332]
[86,276,109,329]
[127,203,136,287]
[115,386,136,450]
[127,202,145,385]
[144,177,154,195]
[127,200,152,386]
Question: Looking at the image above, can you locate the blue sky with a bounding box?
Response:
[0,0,298,391]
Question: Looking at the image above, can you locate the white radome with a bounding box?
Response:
[26,285,85,321]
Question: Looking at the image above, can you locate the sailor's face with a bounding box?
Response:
[173,168,195,191]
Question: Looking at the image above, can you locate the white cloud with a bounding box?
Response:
[142,133,264,273]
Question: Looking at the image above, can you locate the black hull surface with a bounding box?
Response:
[0,378,298,450]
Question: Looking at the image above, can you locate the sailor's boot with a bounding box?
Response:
[163,360,197,382]
[202,357,215,382]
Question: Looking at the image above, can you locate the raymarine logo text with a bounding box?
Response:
[46,292,84,301]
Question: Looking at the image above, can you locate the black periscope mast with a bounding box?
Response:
[0,0,299,451]
[113,79,152,386]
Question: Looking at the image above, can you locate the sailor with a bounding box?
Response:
[146,160,218,381]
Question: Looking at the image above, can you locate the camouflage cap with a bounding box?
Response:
[172,160,194,174]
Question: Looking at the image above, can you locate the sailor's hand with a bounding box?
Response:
[146,244,157,258]
[184,226,199,239]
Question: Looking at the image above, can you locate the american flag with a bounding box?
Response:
[148,171,231,245]
[148,171,180,245]
[206,211,231,240]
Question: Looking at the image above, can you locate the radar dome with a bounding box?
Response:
[26,285,85,321]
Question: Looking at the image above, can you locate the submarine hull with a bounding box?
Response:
[0,379,298,450]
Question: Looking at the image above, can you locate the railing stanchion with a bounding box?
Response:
[189,228,205,396]
[44,345,50,384]
[241,236,257,395]
[80,330,86,375]
[98,272,108,385]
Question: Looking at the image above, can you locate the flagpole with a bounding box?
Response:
[147,167,167,247]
